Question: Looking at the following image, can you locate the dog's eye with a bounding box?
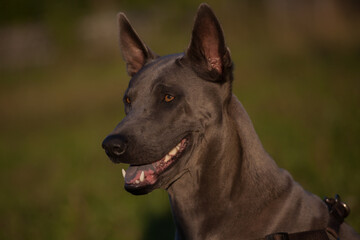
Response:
[164,94,175,103]
[125,97,131,104]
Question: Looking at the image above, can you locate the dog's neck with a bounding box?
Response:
[166,95,293,239]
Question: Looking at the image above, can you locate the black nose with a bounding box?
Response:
[102,134,127,160]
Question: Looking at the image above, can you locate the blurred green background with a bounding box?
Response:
[0,0,359,239]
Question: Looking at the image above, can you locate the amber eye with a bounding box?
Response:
[164,94,175,102]
[125,97,131,104]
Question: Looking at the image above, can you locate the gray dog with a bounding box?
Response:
[102,3,360,240]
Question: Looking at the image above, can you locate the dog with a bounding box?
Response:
[102,3,360,240]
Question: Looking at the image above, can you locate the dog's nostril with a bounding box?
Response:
[102,135,127,158]
[112,143,126,156]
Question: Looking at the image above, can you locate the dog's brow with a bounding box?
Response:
[150,80,170,93]
[124,88,130,98]
[124,87,136,100]
[152,83,177,95]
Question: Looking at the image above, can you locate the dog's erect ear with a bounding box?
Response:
[186,3,231,75]
[118,13,158,76]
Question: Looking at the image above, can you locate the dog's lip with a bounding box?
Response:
[123,137,189,188]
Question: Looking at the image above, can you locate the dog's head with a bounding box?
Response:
[102,4,233,195]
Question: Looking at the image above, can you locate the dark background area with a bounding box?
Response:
[0,0,359,239]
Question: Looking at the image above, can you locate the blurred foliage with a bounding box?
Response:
[0,0,90,24]
[0,0,359,239]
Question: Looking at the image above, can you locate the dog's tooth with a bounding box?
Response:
[176,142,182,151]
[140,171,145,182]
[169,147,177,156]
[164,154,171,162]
[122,169,126,178]
[135,180,140,184]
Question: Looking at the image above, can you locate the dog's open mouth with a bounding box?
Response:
[122,138,188,191]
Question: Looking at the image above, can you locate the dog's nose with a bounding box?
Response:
[102,134,127,159]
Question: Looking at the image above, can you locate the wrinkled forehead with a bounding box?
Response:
[125,53,196,95]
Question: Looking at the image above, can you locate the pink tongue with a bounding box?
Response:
[124,164,156,184]
[124,166,140,183]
